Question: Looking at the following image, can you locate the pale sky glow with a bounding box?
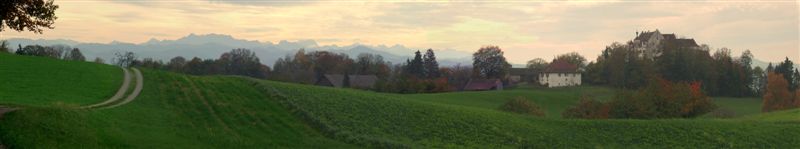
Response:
[1,0,798,63]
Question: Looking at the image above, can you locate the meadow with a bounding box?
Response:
[0,53,797,148]
[0,53,122,107]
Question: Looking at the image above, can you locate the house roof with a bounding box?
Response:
[634,31,658,41]
[543,60,578,73]
[463,79,501,91]
[672,39,699,47]
[662,34,676,40]
[322,74,377,88]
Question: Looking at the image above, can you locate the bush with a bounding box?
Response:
[762,72,800,112]
[562,96,610,119]
[608,77,716,119]
[499,97,545,117]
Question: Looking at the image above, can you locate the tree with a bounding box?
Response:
[113,51,136,67]
[554,52,586,71]
[0,0,59,34]
[422,49,440,78]
[609,77,715,119]
[774,57,796,90]
[472,45,510,79]
[93,57,105,64]
[526,58,548,72]
[15,44,59,58]
[405,50,424,78]
[64,48,85,61]
[752,66,766,96]
[217,48,269,79]
[762,72,796,112]
[167,56,187,72]
[0,40,10,53]
[739,50,755,96]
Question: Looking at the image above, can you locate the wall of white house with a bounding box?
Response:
[538,73,581,87]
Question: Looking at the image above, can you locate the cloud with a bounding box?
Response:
[1,0,796,64]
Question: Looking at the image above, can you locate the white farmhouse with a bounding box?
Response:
[538,60,581,87]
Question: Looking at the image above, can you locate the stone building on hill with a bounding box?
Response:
[633,29,700,59]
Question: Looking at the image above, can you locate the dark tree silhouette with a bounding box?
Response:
[472,45,510,79]
[405,50,424,78]
[423,49,440,79]
[0,0,59,34]
[65,48,85,61]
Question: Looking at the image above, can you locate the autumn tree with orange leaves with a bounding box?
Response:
[762,72,799,112]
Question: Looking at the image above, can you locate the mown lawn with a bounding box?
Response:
[0,53,122,107]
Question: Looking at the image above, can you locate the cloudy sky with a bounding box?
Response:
[2,0,798,63]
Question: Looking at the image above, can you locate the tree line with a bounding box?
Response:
[1,43,86,61]
[580,41,793,98]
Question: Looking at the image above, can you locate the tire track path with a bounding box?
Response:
[82,67,132,109]
[101,68,144,109]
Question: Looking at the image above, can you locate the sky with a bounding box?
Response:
[1,0,798,64]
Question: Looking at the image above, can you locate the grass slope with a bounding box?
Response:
[0,53,122,107]
[0,70,350,148]
[0,55,795,148]
[255,80,800,148]
[403,85,616,118]
[405,85,764,118]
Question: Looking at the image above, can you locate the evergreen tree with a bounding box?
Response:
[774,57,796,90]
[0,40,9,53]
[405,50,424,78]
[766,63,774,72]
[65,48,85,61]
[422,48,440,78]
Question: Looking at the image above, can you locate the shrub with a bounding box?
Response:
[762,72,799,112]
[608,77,716,119]
[562,96,610,119]
[499,97,545,117]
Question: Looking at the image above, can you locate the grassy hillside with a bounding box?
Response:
[738,109,800,122]
[256,80,799,148]
[404,85,616,118]
[0,70,350,148]
[0,55,795,148]
[405,85,764,118]
[0,53,122,107]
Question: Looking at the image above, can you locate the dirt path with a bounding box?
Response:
[101,68,144,109]
[82,67,132,109]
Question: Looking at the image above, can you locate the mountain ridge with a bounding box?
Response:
[3,34,474,67]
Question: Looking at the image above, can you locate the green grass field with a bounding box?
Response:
[405,85,764,118]
[0,70,350,148]
[256,80,798,148]
[0,53,797,148]
[0,53,122,107]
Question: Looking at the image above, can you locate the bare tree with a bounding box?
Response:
[113,51,136,67]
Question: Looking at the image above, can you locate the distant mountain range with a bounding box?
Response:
[3,33,793,69]
[3,33,474,67]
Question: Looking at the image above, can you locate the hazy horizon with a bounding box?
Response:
[1,0,798,64]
